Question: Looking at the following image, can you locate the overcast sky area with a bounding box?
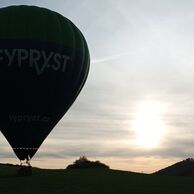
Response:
[1,0,194,173]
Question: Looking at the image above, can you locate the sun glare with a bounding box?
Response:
[132,101,166,149]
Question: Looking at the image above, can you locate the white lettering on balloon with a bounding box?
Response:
[9,114,50,123]
[0,49,72,75]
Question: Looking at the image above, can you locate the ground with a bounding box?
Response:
[0,165,194,194]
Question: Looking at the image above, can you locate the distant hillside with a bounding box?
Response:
[0,163,19,167]
[153,158,194,176]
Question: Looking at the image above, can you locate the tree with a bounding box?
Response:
[66,156,109,169]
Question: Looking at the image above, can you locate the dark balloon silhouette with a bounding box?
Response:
[0,6,90,162]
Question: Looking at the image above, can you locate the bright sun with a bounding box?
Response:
[132,101,166,149]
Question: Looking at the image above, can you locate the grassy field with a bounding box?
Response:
[0,165,194,194]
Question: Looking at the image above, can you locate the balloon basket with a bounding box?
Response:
[17,164,32,177]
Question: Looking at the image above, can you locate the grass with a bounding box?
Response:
[0,165,194,194]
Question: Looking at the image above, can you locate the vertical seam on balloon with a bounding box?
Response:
[50,11,63,75]
[66,21,82,110]
[7,6,13,39]
[25,7,29,41]
[63,17,77,78]
[71,25,89,99]
[25,7,34,157]
[71,25,86,93]
[40,7,47,44]
[66,21,83,95]
[54,12,63,46]
[0,7,8,39]
[82,37,90,83]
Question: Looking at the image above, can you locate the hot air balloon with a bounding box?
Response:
[0,5,90,165]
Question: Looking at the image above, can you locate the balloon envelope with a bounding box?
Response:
[0,5,90,160]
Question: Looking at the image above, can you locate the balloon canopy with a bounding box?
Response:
[0,5,90,161]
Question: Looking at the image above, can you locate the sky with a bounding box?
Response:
[1,0,194,173]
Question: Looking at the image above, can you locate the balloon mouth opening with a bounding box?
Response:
[13,147,38,163]
[20,158,31,167]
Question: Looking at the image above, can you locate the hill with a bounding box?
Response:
[0,163,194,194]
[153,158,194,176]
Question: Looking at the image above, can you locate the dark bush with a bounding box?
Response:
[66,156,109,169]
